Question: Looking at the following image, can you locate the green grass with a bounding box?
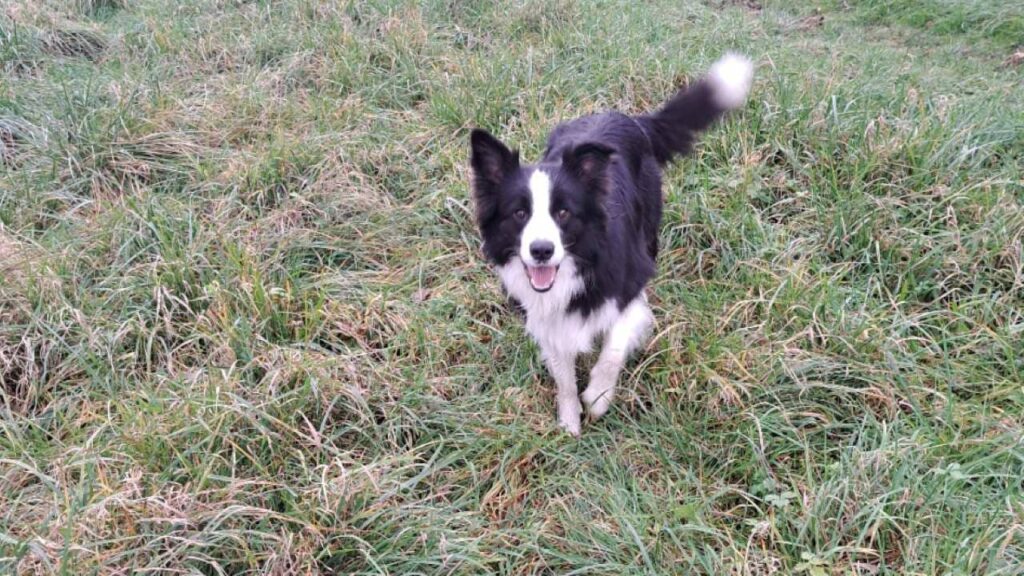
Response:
[841,0,1024,51]
[1,0,1022,573]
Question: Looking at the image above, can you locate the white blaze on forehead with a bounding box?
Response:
[520,169,565,266]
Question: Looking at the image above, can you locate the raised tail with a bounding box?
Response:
[637,53,754,165]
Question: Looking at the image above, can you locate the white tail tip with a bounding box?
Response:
[709,53,754,110]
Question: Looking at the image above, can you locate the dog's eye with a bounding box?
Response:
[514,209,528,221]
[555,209,570,222]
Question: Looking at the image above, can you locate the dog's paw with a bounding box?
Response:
[556,394,582,436]
[581,385,613,420]
[582,362,617,420]
[558,415,581,437]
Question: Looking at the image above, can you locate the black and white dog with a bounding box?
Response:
[470,54,753,435]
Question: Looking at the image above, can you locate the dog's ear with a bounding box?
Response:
[562,142,615,190]
[470,129,519,230]
[470,129,519,188]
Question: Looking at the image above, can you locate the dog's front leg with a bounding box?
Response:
[582,297,653,420]
[540,344,581,437]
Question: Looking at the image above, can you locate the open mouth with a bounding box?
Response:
[524,264,558,292]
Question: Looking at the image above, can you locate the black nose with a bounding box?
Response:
[529,240,555,263]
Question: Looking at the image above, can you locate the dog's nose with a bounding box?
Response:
[529,240,555,263]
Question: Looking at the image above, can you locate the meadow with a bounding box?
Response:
[1,0,1022,573]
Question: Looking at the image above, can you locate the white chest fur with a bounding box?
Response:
[497,257,620,357]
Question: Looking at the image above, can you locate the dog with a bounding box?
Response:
[469,54,754,435]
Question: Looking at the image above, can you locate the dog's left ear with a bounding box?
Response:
[563,142,615,189]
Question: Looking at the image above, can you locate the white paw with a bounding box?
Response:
[557,395,582,437]
[581,384,614,420]
[582,359,619,420]
[558,414,581,437]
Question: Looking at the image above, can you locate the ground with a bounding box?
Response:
[1,0,1023,574]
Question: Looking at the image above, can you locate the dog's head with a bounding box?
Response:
[470,129,613,293]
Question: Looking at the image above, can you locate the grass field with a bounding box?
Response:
[2,0,1023,573]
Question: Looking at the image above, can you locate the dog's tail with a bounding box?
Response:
[637,53,754,166]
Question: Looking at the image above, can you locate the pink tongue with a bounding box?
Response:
[527,265,557,290]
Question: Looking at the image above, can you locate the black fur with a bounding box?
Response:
[471,73,738,316]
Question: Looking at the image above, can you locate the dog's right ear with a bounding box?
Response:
[470,129,519,188]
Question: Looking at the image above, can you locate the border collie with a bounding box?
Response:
[470,54,754,435]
